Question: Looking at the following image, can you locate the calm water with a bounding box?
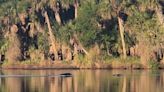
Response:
[0,69,164,92]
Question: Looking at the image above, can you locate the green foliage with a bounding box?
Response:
[75,1,100,47]
[57,21,75,44]
[61,0,74,5]
[0,1,15,16]
[1,0,164,68]
[37,32,49,52]
[0,39,9,54]
[16,0,31,13]
[77,54,93,67]
[149,60,160,69]
[125,4,163,46]
[97,0,112,19]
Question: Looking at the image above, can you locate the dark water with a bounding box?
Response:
[0,70,164,92]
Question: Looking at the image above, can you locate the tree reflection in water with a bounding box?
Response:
[0,70,164,92]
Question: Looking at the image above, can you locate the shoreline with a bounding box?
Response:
[1,63,164,70]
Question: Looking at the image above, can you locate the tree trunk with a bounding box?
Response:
[118,16,127,59]
[44,11,57,54]
[156,6,164,27]
[73,34,89,55]
[52,5,62,25]
[105,41,110,56]
[55,11,62,25]
[74,0,79,19]
[106,46,110,56]
[74,5,78,19]
[161,55,164,64]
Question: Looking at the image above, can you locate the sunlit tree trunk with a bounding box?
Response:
[48,0,62,25]
[74,0,79,19]
[105,41,111,56]
[44,11,57,54]
[118,16,127,59]
[161,56,164,64]
[156,6,164,27]
[54,10,62,25]
[52,1,62,25]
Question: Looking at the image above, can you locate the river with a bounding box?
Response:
[0,69,164,92]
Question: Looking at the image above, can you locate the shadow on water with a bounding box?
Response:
[0,70,164,92]
[0,73,73,78]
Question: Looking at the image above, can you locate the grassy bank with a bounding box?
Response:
[1,56,163,69]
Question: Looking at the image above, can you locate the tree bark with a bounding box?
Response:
[105,41,110,56]
[44,11,57,54]
[73,34,89,55]
[156,6,164,27]
[74,0,79,19]
[55,11,62,25]
[52,2,62,25]
[161,55,164,64]
[118,16,127,59]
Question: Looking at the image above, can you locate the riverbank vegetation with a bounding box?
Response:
[0,0,164,69]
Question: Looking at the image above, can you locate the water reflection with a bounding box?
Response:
[0,70,164,92]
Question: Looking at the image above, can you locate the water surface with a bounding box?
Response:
[0,69,164,92]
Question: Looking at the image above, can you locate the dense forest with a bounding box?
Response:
[0,0,164,69]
